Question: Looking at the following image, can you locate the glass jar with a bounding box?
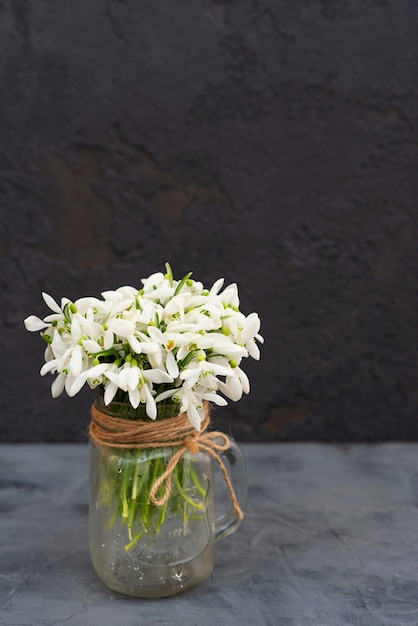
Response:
[89,430,246,597]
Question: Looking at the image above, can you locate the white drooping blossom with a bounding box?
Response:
[24,264,263,430]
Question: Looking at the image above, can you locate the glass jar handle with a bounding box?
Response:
[214,437,247,542]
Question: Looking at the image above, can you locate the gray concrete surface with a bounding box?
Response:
[1,443,418,625]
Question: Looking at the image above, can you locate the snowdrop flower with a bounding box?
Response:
[141,273,175,305]
[222,311,264,360]
[219,283,240,308]
[217,365,250,402]
[105,362,173,419]
[180,357,233,390]
[147,325,194,378]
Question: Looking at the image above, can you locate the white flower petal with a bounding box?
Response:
[237,367,250,394]
[104,329,114,350]
[218,376,242,402]
[227,375,243,401]
[144,286,174,301]
[69,373,87,397]
[70,317,82,342]
[128,335,159,355]
[82,339,103,354]
[208,362,233,377]
[179,394,190,413]
[184,372,200,389]
[248,341,260,360]
[187,403,202,431]
[104,380,118,405]
[165,323,195,333]
[104,371,119,385]
[145,369,173,384]
[126,333,143,354]
[118,367,130,391]
[241,312,261,344]
[166,350,179,378]
[51,373,65,398]
[141,272,165,289]
[64,372,76,396]
[209,277,224,296]
[85,363,110,379]
[155,388,177,402]
[70,345,83,376]
[147,350,163,369]
[107,318,135,338]
[24,315,48,332]
[202,393,228,406]
[90,322,105,340]
[147,327,165,343]
[180,368,197,380]
[43,313,65,323]
[211,341,247,358]
[40,359,59,376]
[127,367,139,391]
[145,386,157,420]
[128,388,140,408]
[164,295,186,317]
[42,292,62,314]
[110,298,136,317]
[78,315,93,335]
[74,297,102,313]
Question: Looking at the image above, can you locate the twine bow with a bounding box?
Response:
[89,402,244,521]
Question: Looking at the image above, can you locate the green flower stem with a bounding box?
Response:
[190,467,207,498]
[108,499,122,530]
[175,465,205,511]
[97,447,207,551]
[127,454,147,529]
[124,529,145,552]
[131,456,142,500]
[121,463,130,522]
[156,497,169,531]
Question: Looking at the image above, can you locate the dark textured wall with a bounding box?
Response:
[1,0,417,442]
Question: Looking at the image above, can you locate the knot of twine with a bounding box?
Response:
[89,402,244,521]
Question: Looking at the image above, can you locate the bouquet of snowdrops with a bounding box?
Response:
[24,263,263,431]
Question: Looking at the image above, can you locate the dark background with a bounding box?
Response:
[1,0,417,442]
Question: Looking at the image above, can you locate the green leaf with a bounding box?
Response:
[164,262,174,287]
[174,272,192,296]
[63,302,73,322]
[178,348,200,369]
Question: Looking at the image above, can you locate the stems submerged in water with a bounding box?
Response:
[96,447,208,551]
